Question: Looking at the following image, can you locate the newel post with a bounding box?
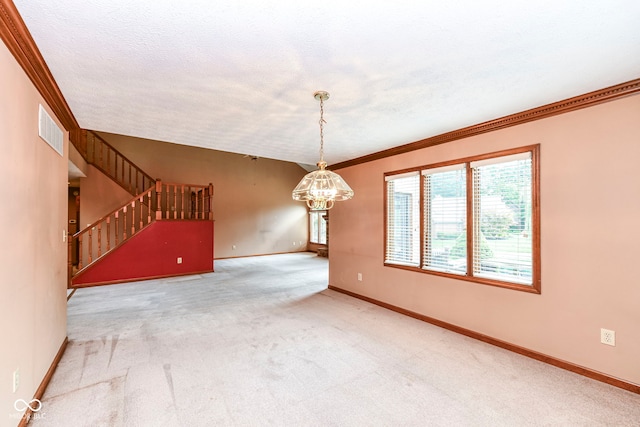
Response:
[67,232,73,287]
[155,179,163,220]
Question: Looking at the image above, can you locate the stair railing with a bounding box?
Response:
[69,185,156,280]
[156,181,214,220]
[71,129,155,196]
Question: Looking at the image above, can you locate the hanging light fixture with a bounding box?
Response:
[292,91,354,210]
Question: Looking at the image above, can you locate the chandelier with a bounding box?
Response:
[292,91,354,210]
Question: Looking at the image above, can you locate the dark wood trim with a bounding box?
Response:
[18,336,68,427]
[0,0,78,132]
[331,78,640,170]
[327,285,640,395]
[70,269,215,288]
[215,250,316,261]
[382,175,388,265]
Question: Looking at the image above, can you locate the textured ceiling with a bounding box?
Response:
[13,0,640,166]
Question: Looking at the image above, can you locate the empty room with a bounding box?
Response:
[1,0,639,426]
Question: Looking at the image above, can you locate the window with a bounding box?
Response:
[423,164,467,274]
[310,211,327,244]
[384,145,540,292]
[471,152,533,284]
[385,172,420,266]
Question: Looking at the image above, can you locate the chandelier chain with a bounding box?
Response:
[318,96,326,162]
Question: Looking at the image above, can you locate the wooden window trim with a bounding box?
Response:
[384,144,541,294]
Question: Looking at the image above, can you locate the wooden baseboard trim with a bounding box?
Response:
[327,285,640,395]
[70,269,215,288]
[214,250,315,261]
[18,336,68,427]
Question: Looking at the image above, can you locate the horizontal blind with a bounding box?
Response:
[385,172,420,266]
[472,153,533,284]
[423,164,467,274]
[309,211,327,244]
[318,212,327,245]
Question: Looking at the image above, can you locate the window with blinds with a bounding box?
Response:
[310,211,327,244]
[383,145,539,292]
[385,172,420,266]
[423,164,466,274]
[471,152,533,285]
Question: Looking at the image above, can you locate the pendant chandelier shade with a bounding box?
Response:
[292,91,354,210]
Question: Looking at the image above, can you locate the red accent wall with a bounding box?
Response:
[73,220,214,286]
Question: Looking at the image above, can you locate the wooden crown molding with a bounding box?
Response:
[0,0,78,131]
[331,78,640,170]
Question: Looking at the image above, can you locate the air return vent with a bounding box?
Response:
[39,105,63,156]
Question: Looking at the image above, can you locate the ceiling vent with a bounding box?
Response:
[39,105,63,156]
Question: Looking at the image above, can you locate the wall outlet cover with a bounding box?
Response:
[600,328,616,346]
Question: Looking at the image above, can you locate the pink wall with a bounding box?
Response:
[80,164,135,228]
[0,41,68,417]
[329,94,640,386]
[96,132,309,259]
[73,220,214,286]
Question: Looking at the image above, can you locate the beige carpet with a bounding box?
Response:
[33,253,640,426]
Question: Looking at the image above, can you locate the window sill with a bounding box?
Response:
[384,262,541,294]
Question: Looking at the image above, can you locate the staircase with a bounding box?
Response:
[68,130,214,287]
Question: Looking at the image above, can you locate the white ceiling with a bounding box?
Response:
[13,0,640,166]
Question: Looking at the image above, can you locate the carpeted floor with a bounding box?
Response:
[33,253,640,426]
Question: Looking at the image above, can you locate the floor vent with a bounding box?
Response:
[39,105,63,156]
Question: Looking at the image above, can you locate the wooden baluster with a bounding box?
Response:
[136,170,139,195]
[97,223,102,257]
[166,185,170,219]
[200,188,204,219]
[172,185,177,219]
[90,133,95,163]
[107,146,111,178]
[195,189,200,219]
[78,235,83,269]
[106,217,111,252]
[115,153,118,185]
[131,201,136,236]
[88,229,93,264]
[128,164,132,193]
[155,180,162,220]
[208,183,214,220]
[99,140,104,169]
[147,190,152,224]
[123,206,128,241]
[115,211,119,245]
[139,196,144,229]
[180,185,185,219]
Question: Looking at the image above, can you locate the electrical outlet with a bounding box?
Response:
[177,257,182,264]
[293,241,296,246]
[13,368,19,393]
[600,328,615,346]
[357,273,363,281]
[63,229,66,243]
[232,245,236,250]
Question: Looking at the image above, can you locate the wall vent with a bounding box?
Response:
[39,105,63,156]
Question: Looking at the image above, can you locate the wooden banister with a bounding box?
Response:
[70,129,156,197]
[72,186,156,276]
[155,180,214,221]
